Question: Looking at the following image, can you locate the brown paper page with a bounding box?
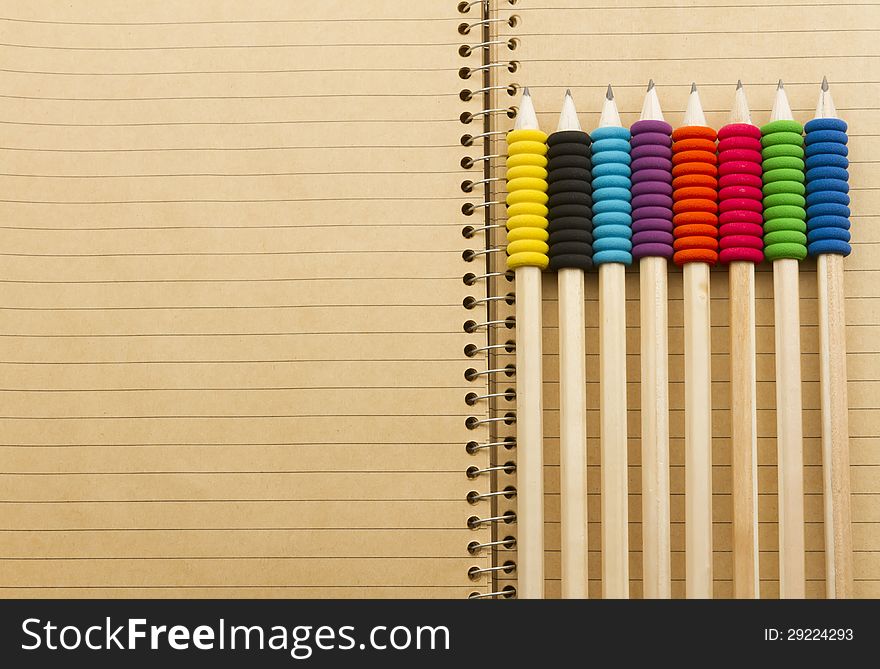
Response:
[498,0,880,597]
[0,0,491,597]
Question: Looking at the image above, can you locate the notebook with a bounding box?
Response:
[0,0,877,599]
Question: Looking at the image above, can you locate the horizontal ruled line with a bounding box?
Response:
[0,144,460,152]
[0,358,464,365]
[0,498,462,503]
[0,386,471,392]
[0,171,461,179]
[0,527,466,532]
[0,66,460,75]
[0,16,458,26]
[0,332,464,338]
[0,276,459,283]
[0,442,461,448]
[0,414,468,420]
[0,119,456,127]
[0,41,466,51]
[0,199,461,206]
[0,304,460,311]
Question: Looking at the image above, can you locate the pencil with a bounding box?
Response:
[548,89,590,599]
[673,83,716,598]
[506,87,548,598]
[718,81,761,598]
[592,84,633,599]
[629,80,672,599]
[807,77,854,598]
[762,80,806,598]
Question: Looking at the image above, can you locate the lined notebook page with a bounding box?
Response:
[500,0,880,598]
[0,0,489,598]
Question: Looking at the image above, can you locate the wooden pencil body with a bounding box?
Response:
[773,259,806,598]
[729,261,760,598]
[817,254,854,598]
[683,262,713,598]
[557,268,588,599]
[599,263,629,598]
[639,257,671,599]
[515,265,545,599]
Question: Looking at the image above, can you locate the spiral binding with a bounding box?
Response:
[459,0,520,600]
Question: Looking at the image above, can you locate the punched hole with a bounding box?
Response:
[502,461,517,473]
[505,292,515,305]
[465,440,479,455]
[467,541,482,555]
[508,60,520,73]
[505,316,516,329]
[502,536,516,549]
[463,296,477,309]
[466,515,481,530]
[508,14,520,28]
[463,320,477,334]
[506,106,517,119]
[461,133,474,146]
[503,436,516,450]
[505,270,515,282]
[462,274,477,288]
[458,66,472,80]
[461,202,475,216]
[505,340,516,353]
[501,585,516,599]
[506,83,518,96]
[462,249,476,262]
[461,156,475,169]
[459,89,473,102]
[467,566,482,581]
[457,1,472,13]
[457,22,470,35]
[461,225,475,239]
[465,416,480,430]
[504,387,516,401]
[464,367,478,381]
[501,510,516,524]
[504,365,515,377]
[460,111,474,124]
[501,560,516,574]
[466,490,481,504]
[464,392,479,406]
[458,45,472,58]
[461,179,474,193]
[507,38,519,51]
[503,412,516,424]
[463,342,478,356]
[502,485,517,498]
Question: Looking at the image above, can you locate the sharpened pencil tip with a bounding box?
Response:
[777,79,784,90]
[606,84,613,100]
[523,87,530,97]
[691,82,697,93]
[647,79,655,91]
[736,79,743,90]
[822,76,829,91]
[565,88,572,97]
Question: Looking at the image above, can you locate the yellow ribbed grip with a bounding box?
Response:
[506,129,549,270]
[507,202,548,218]
[506,165,548,181]
[507,129,548,144]
[507,226,549,243]
[506,152,548,170]
[507,213,548,230]
[506,189,549,207]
